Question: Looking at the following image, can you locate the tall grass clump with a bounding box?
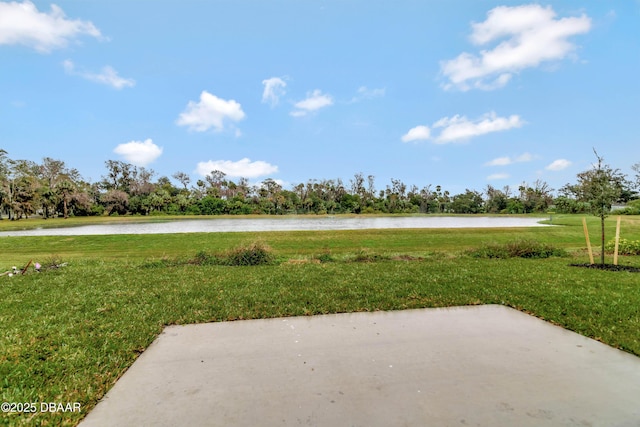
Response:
[314,250,335,263]
[468,239,567,259]
[224,241,276,266]
[191,250,223,266]
[350,248,390,263]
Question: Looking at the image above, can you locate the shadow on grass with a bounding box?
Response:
[569,263,640,273]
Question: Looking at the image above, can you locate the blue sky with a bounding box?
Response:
[1,1,639,195]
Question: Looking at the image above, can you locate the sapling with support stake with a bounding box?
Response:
[574,150,626,265]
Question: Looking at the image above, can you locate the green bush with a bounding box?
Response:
[468,240,566,259]
[224,241,276,266]
[145,243,276,268]
[468,244,509,259]
[191,250,223,266]
[605,238,640,255]
[615,200,640,215]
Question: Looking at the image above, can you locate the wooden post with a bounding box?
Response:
[583,217,594,265]
[20,259,32,275]
[613,216,621,266]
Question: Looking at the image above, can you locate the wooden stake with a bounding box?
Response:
[583,217,594,265]
[20,259,32,275]
[613,216,621,266]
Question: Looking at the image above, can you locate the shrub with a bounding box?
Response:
[224,241,276,266]
[190,250,223,266]
[616,207,640,215]
[605,238,640,255]
[468,240,566,259]
[468,244,509,259]
[614,200,640,215]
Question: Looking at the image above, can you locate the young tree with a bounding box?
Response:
[575,151,627,265]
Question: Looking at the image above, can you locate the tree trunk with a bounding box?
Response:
[601,214,605,265]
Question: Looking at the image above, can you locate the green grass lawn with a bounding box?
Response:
[0,214,639,426]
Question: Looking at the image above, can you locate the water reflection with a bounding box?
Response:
[0,216,548,237]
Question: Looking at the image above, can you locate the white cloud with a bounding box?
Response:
[113,139,162,166]
[485,152,535,166]
[350,86,385,103]
[433,111,524,143]
[440,4,591,91]
[402,112,523,144]
[176,91,245,132]
[546,159,572,171]
[0,1,102,53]
[63,60,135,89]
[401,125,431,143]
[515,152,534,162]
[487,173,510,180]
[261,77,286,107]
[195,158,278,178]
[290,90,333,117]
[485,156,512,166]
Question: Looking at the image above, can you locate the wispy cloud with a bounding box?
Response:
[401,112,523,144]
[290,90,333,117]
[546,159,572,171]
[63,60,135,89]
[440,4,591,91]
[433,112,524,143]
[176,91,245,132]
[195,158,278,178]
[0,1,102,53]
[113,139,162,166]
[401,125,431,143]
[261,77,286,107]
[485,152,535,166]
[487,173,510,180]
[350,86,385,103]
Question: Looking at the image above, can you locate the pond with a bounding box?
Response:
[0,216,549,237]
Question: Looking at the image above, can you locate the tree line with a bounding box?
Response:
[1,149,639,220]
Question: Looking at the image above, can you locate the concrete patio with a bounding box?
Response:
[79,305,640,426]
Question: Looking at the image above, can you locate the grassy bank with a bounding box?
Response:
[0,214,629,265]
[1,214,639,426]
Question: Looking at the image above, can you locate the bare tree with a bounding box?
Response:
[172,171,191,190]
[632,162,640,193]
